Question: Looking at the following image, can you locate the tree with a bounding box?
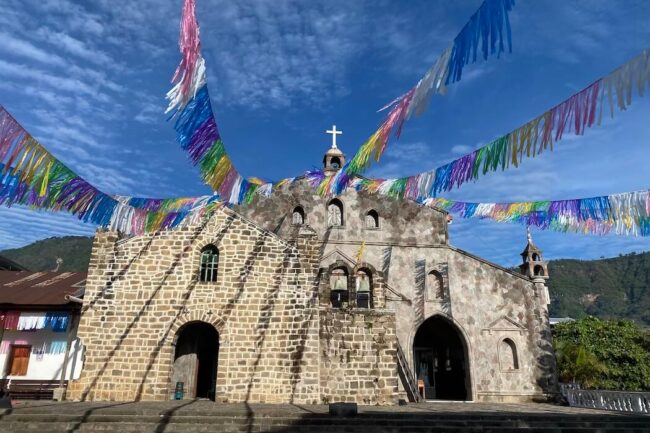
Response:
[554,340,607,388]
[553,317,650,390]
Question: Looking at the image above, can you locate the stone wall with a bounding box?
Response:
[235,178,449,246]
[319,308,398,405]
[67,208,322,403]
[69,176,556,404]
[238,179,557,403]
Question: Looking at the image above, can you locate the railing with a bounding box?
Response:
[396,340,420,403]
[562,385,650,413]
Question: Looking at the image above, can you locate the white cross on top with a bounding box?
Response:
[326,125,342,149]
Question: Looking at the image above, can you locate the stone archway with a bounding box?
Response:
[171,321,220,400]
[413,315,471,401]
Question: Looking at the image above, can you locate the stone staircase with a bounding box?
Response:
[0,401,648,433]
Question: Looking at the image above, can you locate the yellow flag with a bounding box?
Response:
[355,240,366,264]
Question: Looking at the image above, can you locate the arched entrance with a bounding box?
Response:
[171,321,219,400]
[413,316,470,400]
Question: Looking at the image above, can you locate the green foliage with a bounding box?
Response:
[547,252,650,326]
[553,317,650,391]
[554,340,607,388]
[0,236,93,272]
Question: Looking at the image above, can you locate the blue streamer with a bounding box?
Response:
[446,0,515,84]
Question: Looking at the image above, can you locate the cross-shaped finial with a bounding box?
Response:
[326,125,342,149]
[527,226,532,243]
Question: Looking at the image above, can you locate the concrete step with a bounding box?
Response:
[1,421,648,433]
[1,415,649,433]
[1,402,648,433]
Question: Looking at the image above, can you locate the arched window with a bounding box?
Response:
[533,265,544,276]
[292,206,305,225]
[532,253,540,262]
[500,338,519,370]
[330,156,341,169]
[327,199,343,227]
[365,210,379,229]
[427,270,444,300]
[199,245,219,282]
[329,267,349,308]
[355,269,372,308]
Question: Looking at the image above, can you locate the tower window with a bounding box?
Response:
[533,265,544,276]
[355,269,372,308]
[365,210,379,229]
[199,245,219,282]
[327,199,343,227]
[330,267,349,308]
[292,206,305,225]
[330,156,341,169]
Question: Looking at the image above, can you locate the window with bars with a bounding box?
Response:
[199,245,219,283]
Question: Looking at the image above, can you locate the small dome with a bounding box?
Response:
[326,147,344,157]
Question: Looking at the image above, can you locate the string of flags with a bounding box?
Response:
[421,190,650,237]
[166,0,517,205]
[0,106,225,235]
[0,0,649,239]
[343,0,516,178]
[166,0,274,203]
[322,48,650,199]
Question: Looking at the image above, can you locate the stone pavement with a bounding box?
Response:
[4,400,635,416]
[1,400,648,433]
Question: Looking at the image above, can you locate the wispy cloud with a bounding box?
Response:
[0,32,67,68]
[0,206,95,250]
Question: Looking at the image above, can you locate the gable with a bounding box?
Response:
[481,315,527,335]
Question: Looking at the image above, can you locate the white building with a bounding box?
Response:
[0,270,85,399]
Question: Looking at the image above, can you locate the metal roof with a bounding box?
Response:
[0,271,86,306]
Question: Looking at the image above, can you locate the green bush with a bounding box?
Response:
[553,317,650,390]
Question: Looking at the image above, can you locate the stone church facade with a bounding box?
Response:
[67,146,557,404]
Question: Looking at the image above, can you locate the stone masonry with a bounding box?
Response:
[68,148,556,405]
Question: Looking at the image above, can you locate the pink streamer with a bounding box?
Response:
[172,0,201,102]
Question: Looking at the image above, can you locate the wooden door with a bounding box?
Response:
[8,345,31,376]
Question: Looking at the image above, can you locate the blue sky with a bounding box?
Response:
[0,0,649,266]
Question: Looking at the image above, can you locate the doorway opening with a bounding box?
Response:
[413,315,470,401]
[172,321,219,400]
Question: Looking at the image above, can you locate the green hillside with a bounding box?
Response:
[1,236,649,325]
[547,252,650,326]
[0,236,93,272]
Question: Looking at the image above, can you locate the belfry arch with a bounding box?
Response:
[413,315,471,401]
[171,321,220,400]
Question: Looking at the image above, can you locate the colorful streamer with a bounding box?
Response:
[0,106,119,226]
[422,190,650,237]
[322,49,650,199]
[166,0,276,203]
[0,106,225,235]
[343,0,515,177]
[165,0,516,205]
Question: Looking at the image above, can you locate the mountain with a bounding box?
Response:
[547,252,650,326]
[1,236,649,325]
[0,236,93,273]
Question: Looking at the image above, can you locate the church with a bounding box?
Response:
[66,137,557,404]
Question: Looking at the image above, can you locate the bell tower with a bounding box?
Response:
[323,125,345,175]
[519,227,549,280]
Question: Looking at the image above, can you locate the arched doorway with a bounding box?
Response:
[413,316,470,400]
[171,322,219,400]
